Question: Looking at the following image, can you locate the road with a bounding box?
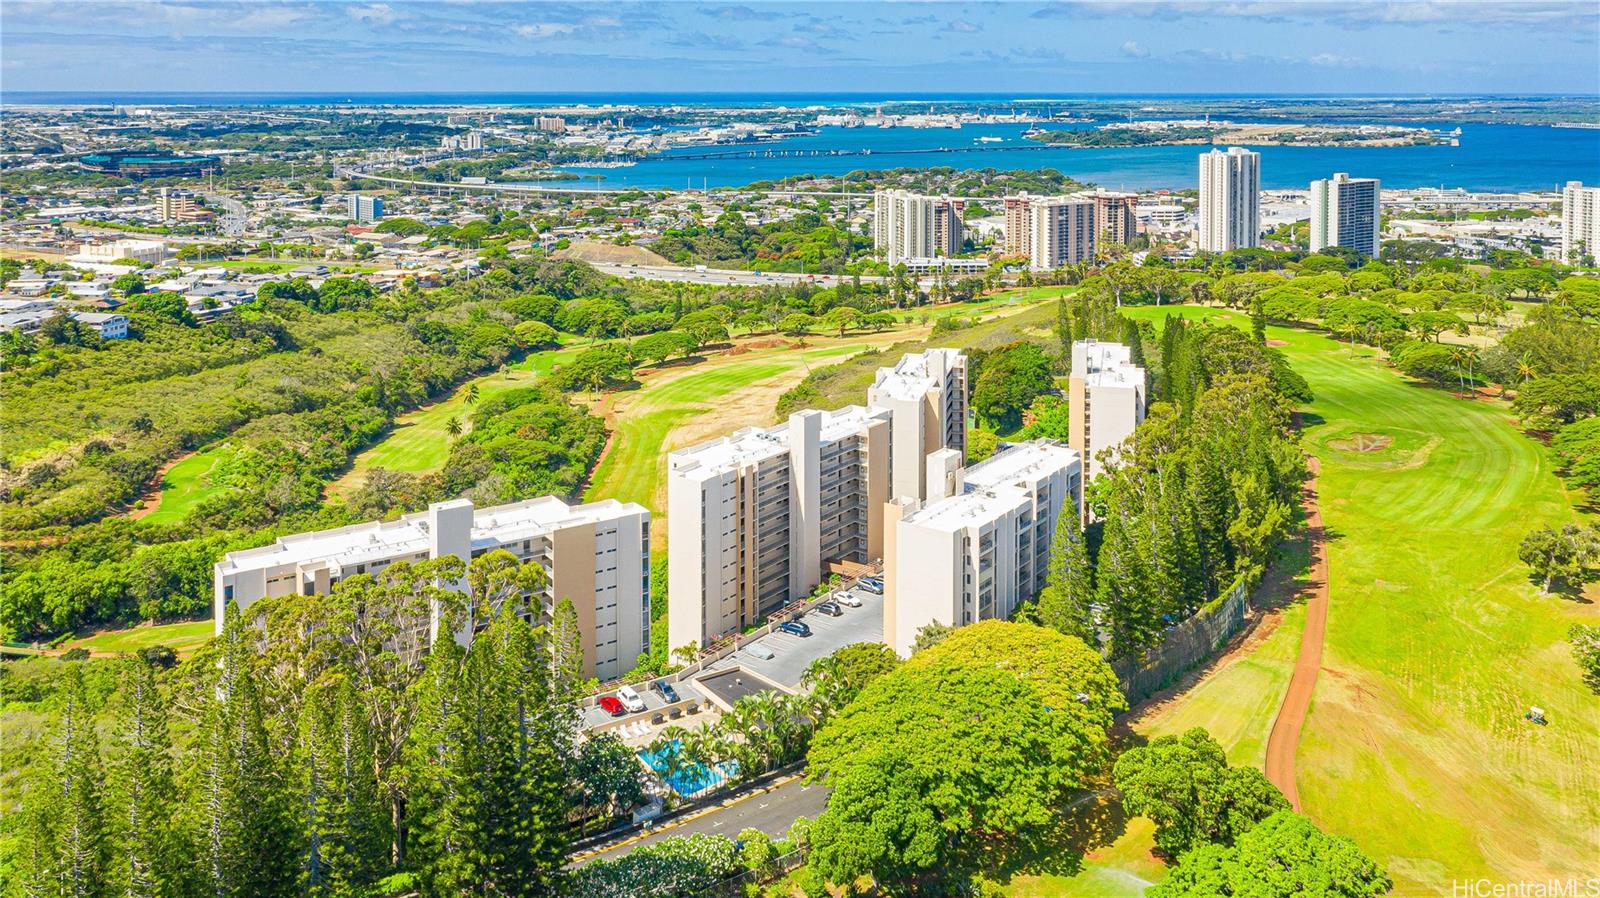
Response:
[586,260,882,287]
[576,775,830,865]
[203,192,248,237]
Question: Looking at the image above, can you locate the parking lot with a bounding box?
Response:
[700,585,885,688]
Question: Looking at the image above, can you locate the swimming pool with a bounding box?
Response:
[637,739,739,798]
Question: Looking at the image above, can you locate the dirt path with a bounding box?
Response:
[1264,455,1329,810]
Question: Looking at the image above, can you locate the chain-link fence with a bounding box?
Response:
[687,849,808,898]
[1112,574,1252,703]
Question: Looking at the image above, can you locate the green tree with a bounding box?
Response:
[1037,505,1096,646]
[1150,811,1391,898]
[909,620,953,654]
[19,663,110,898]
[1114,727,1289,857]
[1570,624,1600,695]
[192,607,297,898]
[1518,524,1600,594]
[805,622,1126,890]
[110,659,184,898]
[971,341,1054,431]
[298,673,389,897]
[573,733,645,831]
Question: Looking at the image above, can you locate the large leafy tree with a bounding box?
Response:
[805,622,1126,891]
[1150,811,1391,898]
[1114,727,1288,857]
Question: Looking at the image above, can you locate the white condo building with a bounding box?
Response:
[873,190,936,264]
[214,496,650,681]
[1198,147,1261,253]
[885,441,1082,657]
[1310,173,1381,258]
[667,406,893,652]
[348,194,384,222]
[1069,341,1147,481]
[1029,197,1097,271]
[1562,181,1600,265]
[667,348,970,653]
[867,348,969,500]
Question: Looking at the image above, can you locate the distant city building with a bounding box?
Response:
[1310,172,1382,257]
[534,116,568,132]
[1003,194,1034,256]
[1198,147,1261,252]
[873,190,936,263]
[1085,190,1140,246]
[77,150,219,179]
[1141,203,1189,229]
[1029,197,1097,271]
[1069,340,1147,481]
[348,194,384,222]
[70,238,170,265]
[1562,181,1600,265]
[933,196,965,257]
[155,187,212,223]
[441,130,485,152]
[885,440,1082,657]
[214,496,650,681]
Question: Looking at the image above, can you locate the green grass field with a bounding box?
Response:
[64,619,214,657]
[140,443,236,525]
[1124,306,1600,892]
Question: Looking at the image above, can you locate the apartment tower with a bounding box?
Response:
[214,497,651,681]
[1198,147,1260,252]
[1029,197,1097,271]
[1310,172,1382,258]
[873,189,936,263]
[1562,181,1600,266]
[1003,194,1033,256]
[1068,340,1147,481]
[1086,190,1140,246]
[867,348,969,501]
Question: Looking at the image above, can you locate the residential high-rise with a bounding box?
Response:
[1068,340,1147,481]
[886,440,1082,657]
[1003,194,1033,256]
[213,496,651,681]
[1310,172,1381,257]
[867,348,969,501]
[155,187,205,222]
[348,194,384,222]
[1086,190,1140,246]
[1562,181,1600,266]
[1029,197,1097,271]
[1198,147,1260,252]
[933,196,965,257]
[873,189,936,263]
[667,406,893,653]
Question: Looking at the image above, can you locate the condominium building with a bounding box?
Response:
[1069,340,1146,481]
[1029,197,1097,271]
[155,187,211,223]
[873,190,936,263]
[534,116,568,132]
[1085,190,1140,246]
[1310,172,1381,258]
[867,348,969,500]
[213,496,651,681]
[667,406,893,652]
[1562,181,1600,266]
[1003,194,1033,256]
[1198,147,1261,253]
[348,194,384,222]
[885,440,1082,657]
[932,196,965,257]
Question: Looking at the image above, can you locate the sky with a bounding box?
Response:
[2,0,1597,96]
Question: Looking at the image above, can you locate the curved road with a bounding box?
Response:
[1264,456,1329,811]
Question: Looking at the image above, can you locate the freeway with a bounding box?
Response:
[575,775,829,865]
[585,260,883,287]
[203,192,248,237]
[338,166,873,199]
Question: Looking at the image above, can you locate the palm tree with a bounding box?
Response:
[465,383,480,404]
[1448,346,1468,396]
[1516,353,1537,386]
[446,416,462,438]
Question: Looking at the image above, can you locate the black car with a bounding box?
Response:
[651,679,681,703]
[815,602,843,617]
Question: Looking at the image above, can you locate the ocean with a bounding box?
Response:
[7,91,1597,192]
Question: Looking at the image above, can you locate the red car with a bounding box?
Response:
[598,695,625,716]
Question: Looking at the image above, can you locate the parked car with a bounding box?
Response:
[778,620,813,637]
[617,685,647,713]
[598,695,626,716]
[857,577,884,594]
[815,601,843,617]
[836,590,863,608]
[651,680,681,703]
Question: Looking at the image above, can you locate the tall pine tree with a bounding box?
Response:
[193,606,296,898]
[1037,504,1097,647]
[298,673,390,898]
[20,662,108,898]
[110,658,184,898]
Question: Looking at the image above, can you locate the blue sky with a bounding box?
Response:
[2,1,1597,95]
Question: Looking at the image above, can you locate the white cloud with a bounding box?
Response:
[346,4,402,26]
[514,22,577,38]
[946,19,982,33]
[1121,39,1148,58]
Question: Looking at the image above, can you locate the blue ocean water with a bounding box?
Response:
[6,91,1595,191]
[559,121,1600,193]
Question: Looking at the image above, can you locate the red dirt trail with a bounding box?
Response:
[1264,455,1329,811]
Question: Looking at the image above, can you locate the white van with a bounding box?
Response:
[617,684,647,713]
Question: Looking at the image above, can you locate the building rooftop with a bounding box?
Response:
[963,440,1081,492]
[217,496,645,578]
[669,405,888,480]
[1072,340,1144,388]
[903,441,1079,533]
[869,348,964,402]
